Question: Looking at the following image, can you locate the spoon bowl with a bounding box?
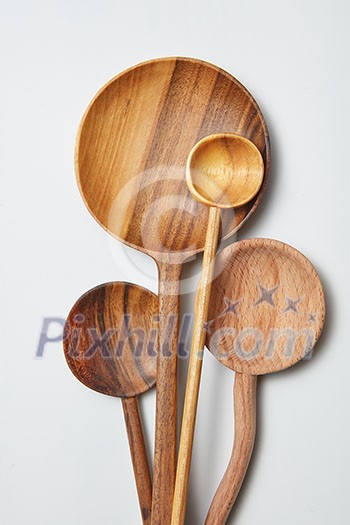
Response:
[64,282,158,395]
[207,238,325,375]
[186,133,264,208]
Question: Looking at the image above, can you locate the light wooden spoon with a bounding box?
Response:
[63,282,158,525]
[171,134,264,525]
[205,238,325,524]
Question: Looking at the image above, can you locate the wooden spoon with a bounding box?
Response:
[63,282,158,525]
[171,134,264,525]
[205,238,325,524]
[75,56,270,525]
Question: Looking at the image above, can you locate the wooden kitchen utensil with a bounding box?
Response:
[75,56,270,525]
[63,282,158,525]
[205,238,325,524]
[171,134,264,525]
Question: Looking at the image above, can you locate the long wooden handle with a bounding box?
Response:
[122,396,153,525]
[205,373,257,525]
[171,206,221,525]
[151,261,182,525]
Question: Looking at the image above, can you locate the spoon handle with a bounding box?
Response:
[122,396,153,525]
[171,206,221,525]
[152,261,182,525]
[205,373,257,525]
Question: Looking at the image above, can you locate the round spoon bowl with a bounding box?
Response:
[76,58,270,256]
[207,238,325,375]
[186,133,264,209]
[63,282,158,397]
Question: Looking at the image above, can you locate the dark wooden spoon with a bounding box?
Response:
[75,56,270,524]
[63,282,158,525]
[205,238,325,524]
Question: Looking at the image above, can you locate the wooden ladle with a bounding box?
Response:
[75,56,270,525]
[171,134,264,525]
[205,238,325,524]
[63,282,158,525]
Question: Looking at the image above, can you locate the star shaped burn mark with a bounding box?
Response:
[308,313,317,322]
[283,297,302,314]
[254,285,279,307]
[222,297,241,317]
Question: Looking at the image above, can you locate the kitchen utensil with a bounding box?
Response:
[63,282,158,524]
[205,238,325,524]
[171,134,264,524]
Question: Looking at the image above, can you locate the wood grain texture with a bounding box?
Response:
[75,57,270,257]
[207,238,325,376]
[75,57,271,524]
[205,238,326,524]
[122,397,154,524]
[186,133,264,208]
[152,260,182,524]
[172,133,264,524]
[171,206,221,525]
[63,282,158,524]
[205,374,256,525]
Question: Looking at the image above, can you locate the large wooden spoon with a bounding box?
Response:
[205,238,325,524]
[171,134,264,525]
[63,282,158,524]
[75,56,270,525]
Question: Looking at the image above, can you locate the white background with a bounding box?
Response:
[1,1,349,523]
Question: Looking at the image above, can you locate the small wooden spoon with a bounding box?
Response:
[63,282,158,525]
[205,238,325,524]
[171,134,264,525]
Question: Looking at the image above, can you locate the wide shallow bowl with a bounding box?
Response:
[76,57,270,258]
